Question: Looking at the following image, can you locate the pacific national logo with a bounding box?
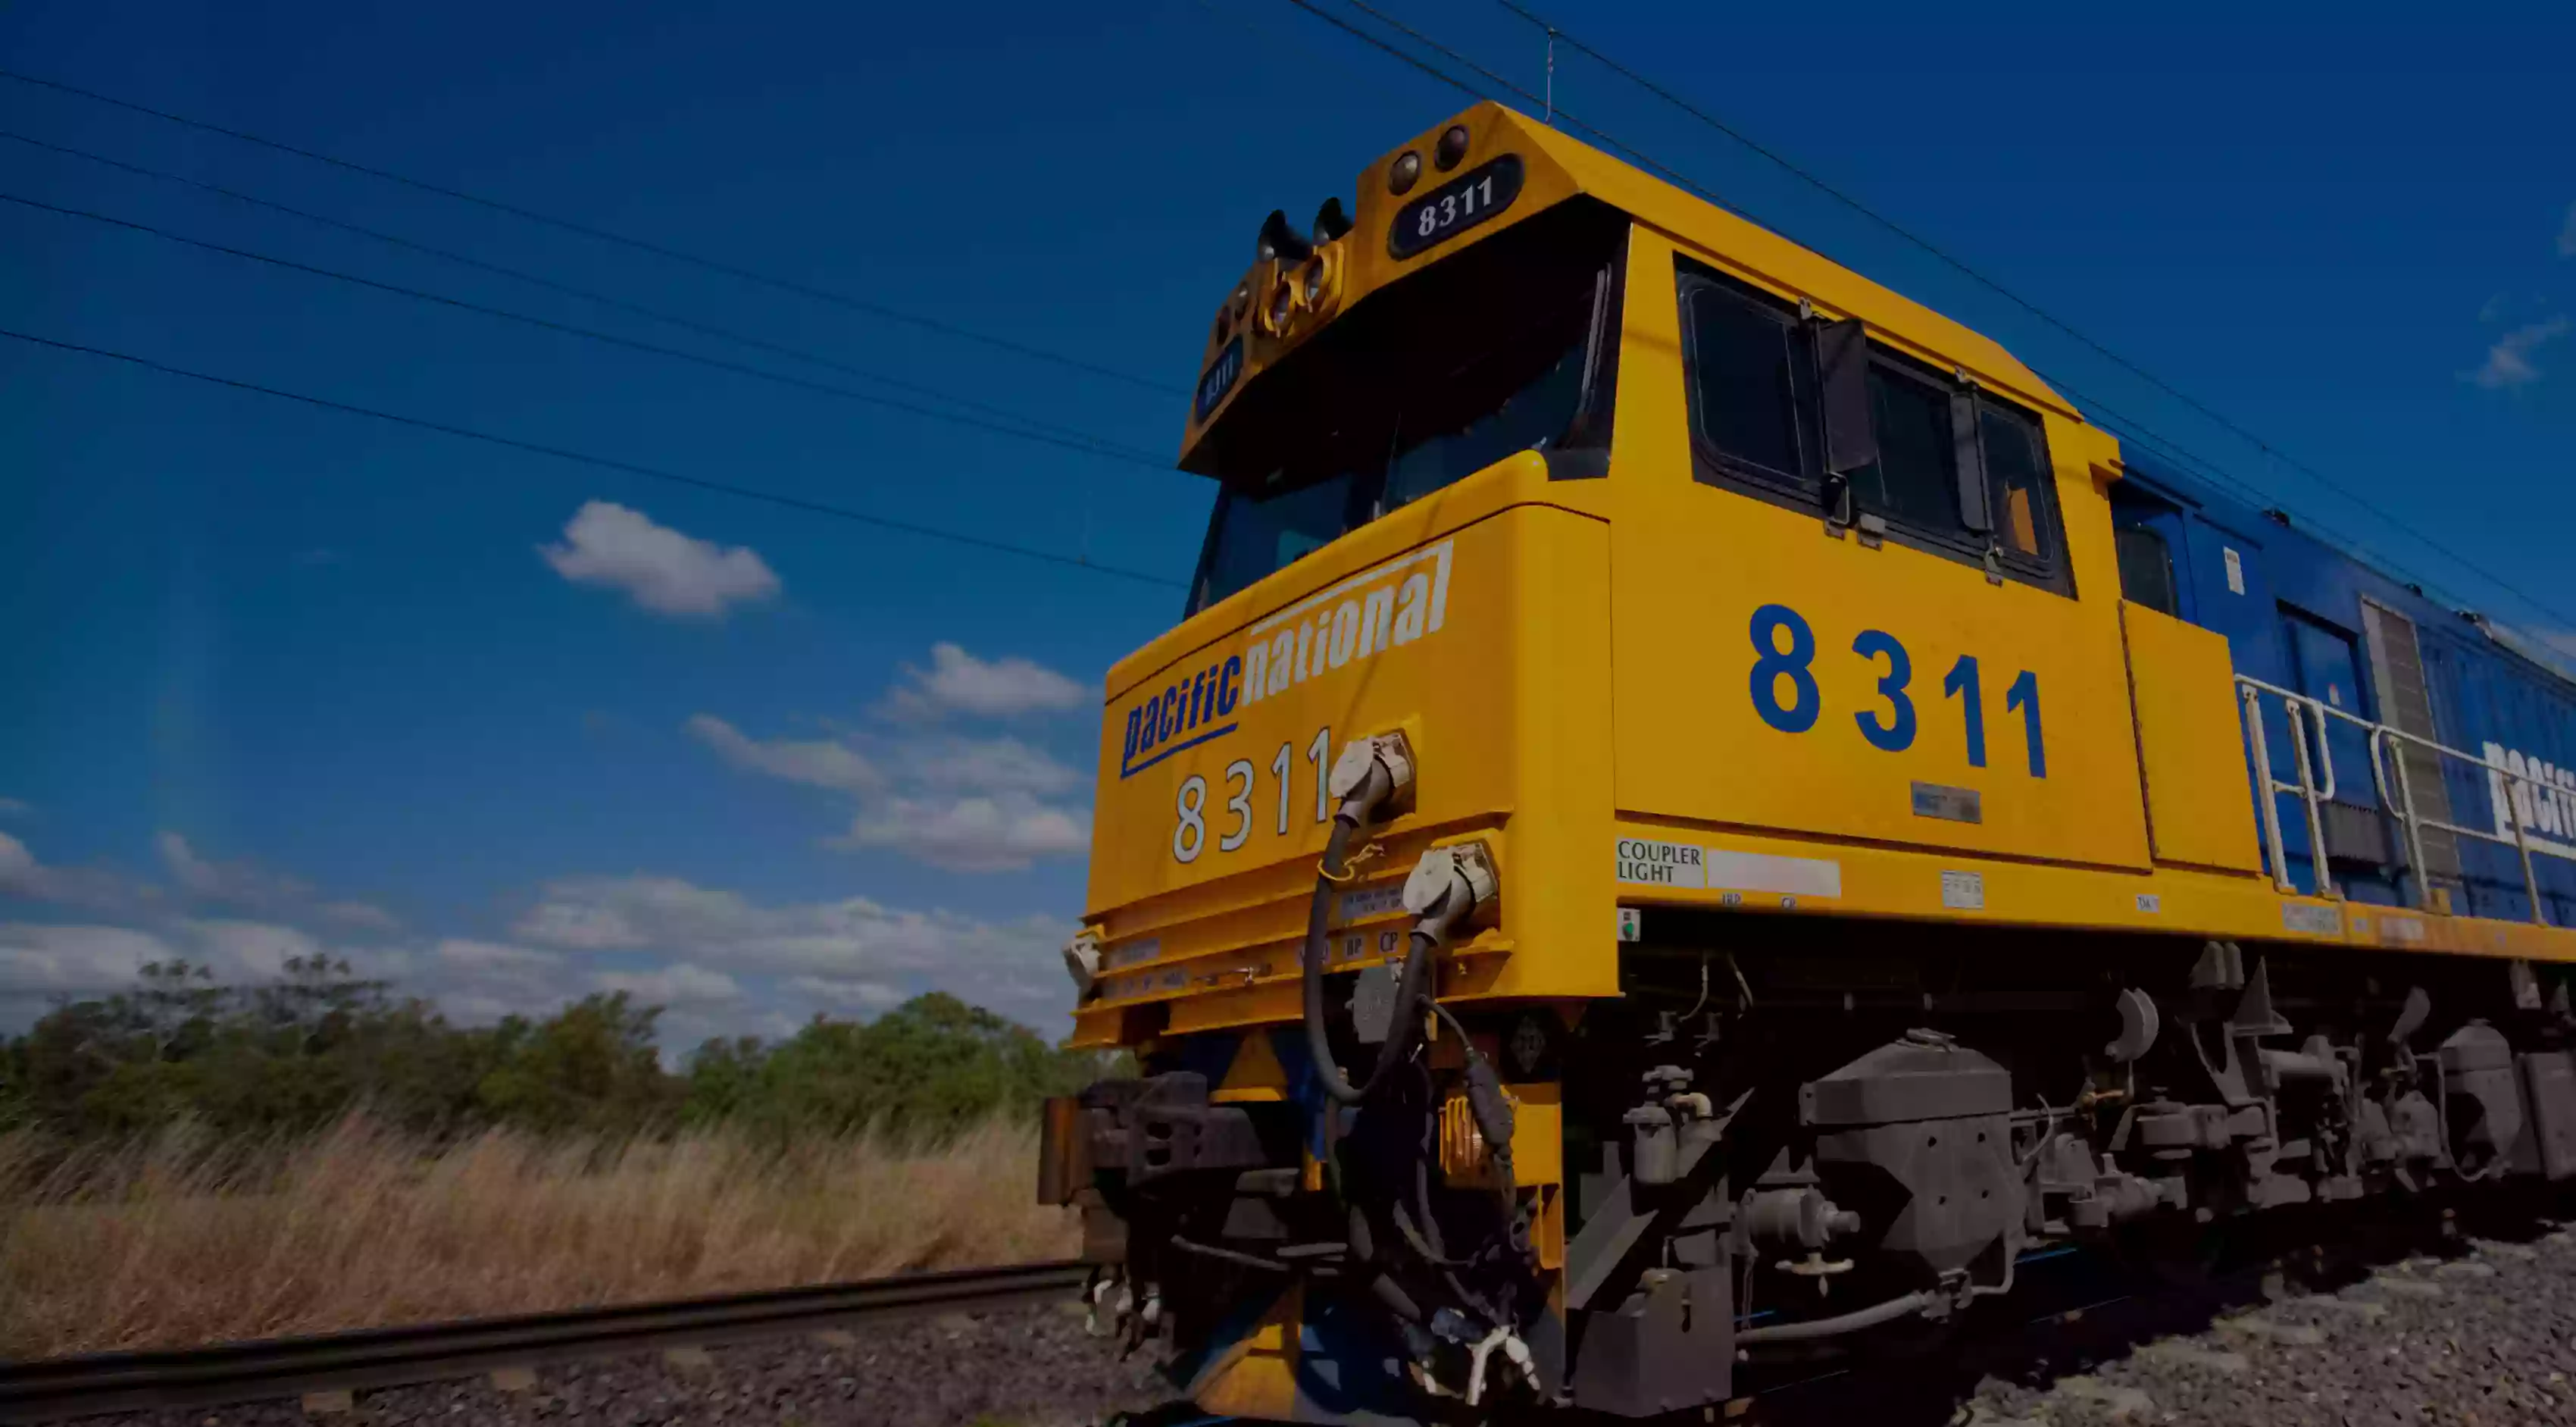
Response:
[2485,740,2576,859]
[1117,540,1455,779]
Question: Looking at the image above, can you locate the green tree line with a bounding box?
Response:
[0,958,1103,1142]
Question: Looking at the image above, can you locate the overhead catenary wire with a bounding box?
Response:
[1277,0,2571,630]
[1291,0,1755,222]
[11,42,2549,624]
[0,67,1188,398]
[1,189,1177,474]
[0,130,1172,465]
[1481,0,2573,628]
[0,326,1187,590]
[2034,368,2473,610]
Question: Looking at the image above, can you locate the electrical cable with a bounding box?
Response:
[0,67,1189,397]
[0,130,1171,466]
[1278,0,2570,628]
[0,326,1186,590]
[1484,0,2574,629]
[1295,0,2379,573]
[17,29,2541,624]
[2033,365,2499,617]
[1278,0,1752,224]
[1,189,1175,474]
[1302,812,1440,1106]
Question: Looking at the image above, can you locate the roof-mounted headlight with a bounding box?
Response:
[1311,196,1354,244]
[1434,124,1470,171]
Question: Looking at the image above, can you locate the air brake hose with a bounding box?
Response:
[1732,1289,1935,1344]
[1302,758,1442,1104]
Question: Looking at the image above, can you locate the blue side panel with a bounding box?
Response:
[2118,452,2576,922]
[2418,623,2576,924]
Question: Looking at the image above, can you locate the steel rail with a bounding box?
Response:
[0,1259,1088,1422]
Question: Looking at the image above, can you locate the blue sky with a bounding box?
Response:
[2,0,2569,1045]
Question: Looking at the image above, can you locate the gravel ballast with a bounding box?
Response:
[49,1301,1168,1427]
[45,1218,2576,1426]
[1943,1228,2576,1426]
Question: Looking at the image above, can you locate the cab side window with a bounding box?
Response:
[1854,364,1957,533]
[1677,255,2071,596]
[1980,405,2051,563]
[2114,524,2180,617]
[1681,280,1815,494]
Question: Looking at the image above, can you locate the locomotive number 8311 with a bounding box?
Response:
[1038,100,2576,1424]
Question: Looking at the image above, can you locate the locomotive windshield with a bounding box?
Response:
[1184,202,1624,615]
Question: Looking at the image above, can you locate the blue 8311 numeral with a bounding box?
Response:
[1850,630,1915,752]
[1747,605,1821,733]
[1747,605,2044,778]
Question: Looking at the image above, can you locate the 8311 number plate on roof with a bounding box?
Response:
[1389,155,1524,260]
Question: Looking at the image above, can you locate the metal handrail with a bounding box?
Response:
[2234,674,2563,925]
[2237,681,2335,899]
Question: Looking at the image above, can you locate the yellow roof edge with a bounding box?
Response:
[1478,102,2080,424]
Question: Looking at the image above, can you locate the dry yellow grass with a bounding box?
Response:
[0,1116,1077,1360]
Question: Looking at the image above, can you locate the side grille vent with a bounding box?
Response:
[2361,599,2462,885]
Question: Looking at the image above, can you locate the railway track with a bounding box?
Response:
[0,1260,1089,1424]
[9,1196,2564,1427]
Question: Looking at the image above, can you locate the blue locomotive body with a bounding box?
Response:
[2113,452,2576,925]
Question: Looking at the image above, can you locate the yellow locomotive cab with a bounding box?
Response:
[1046,101,2576,1423]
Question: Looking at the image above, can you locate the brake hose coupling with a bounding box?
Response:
[1328,731,1417,823]
[1061,927,1104,998]
[1402,840,1499,930]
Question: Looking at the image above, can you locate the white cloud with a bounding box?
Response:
[318,900,402,932]
[0,834,44,895]
[2,872,1077,1040]
[0,907,583,1031]
[836,795,1090,872]
[511,874,1075,1028]
[411,939,580,1023]
[2468,316,2571,390]
[0,918,394,1023]
[688,717,1089,872]
[787,975,905,1012]
[159,831,311,907]
[0,798,31,819]
[686,715,883,795]
[155,831,399,931]
[877,643,1086,721]
[539,501,780,618]
[0,831,156,914]
[2559,202,2576,259]
[908,735,1084,798]
[594,962,741,1006]
[511,875,768,951]
[182,918,329,979]
[0,922,177,997]
[434,937,560,973]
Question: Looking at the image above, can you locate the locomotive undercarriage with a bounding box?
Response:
[1055,918,2576,1421]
